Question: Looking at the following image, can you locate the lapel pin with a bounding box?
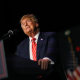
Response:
[41,38,43,40]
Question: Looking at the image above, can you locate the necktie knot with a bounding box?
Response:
[32,38,36,42]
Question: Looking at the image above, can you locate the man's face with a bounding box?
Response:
[21,18,38,35]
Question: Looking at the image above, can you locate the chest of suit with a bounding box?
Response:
[18,32,49,60]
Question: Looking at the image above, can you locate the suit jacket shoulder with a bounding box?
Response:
[17,38,28,48]
[41,32,56,38]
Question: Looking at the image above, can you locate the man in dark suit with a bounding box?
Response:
[14,14,57,80]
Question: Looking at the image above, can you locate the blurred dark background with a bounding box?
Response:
[1,0,80,68]
[1,0,80,54]
[0,0,80,79]
[1,0,80,33]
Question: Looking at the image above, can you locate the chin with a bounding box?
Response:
[25,31,31,35]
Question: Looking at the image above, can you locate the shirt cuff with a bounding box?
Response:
[43,57,55,64]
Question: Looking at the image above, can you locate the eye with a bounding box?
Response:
[21,23,25,26]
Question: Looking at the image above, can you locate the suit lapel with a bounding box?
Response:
[37,32,44,60]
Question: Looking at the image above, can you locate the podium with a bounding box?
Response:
[0,40,8,79]
[6,54,47,80]
[0,40,67,80]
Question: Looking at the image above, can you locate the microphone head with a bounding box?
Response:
[64,30,71,36]
[8,30,14,34]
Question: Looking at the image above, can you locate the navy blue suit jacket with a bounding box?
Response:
[16,32,57,63]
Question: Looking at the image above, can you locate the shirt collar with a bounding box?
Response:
[29,32,40,42]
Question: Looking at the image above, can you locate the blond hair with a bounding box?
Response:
[20,14,38,23]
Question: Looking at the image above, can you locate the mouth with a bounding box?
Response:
[26,26,30,28]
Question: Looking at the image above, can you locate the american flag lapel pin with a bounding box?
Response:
[41,38,43,40]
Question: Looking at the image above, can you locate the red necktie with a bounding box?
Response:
[32,38,37,61]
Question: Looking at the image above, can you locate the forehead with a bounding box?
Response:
[21,18,32,22]
[22,17,31,21]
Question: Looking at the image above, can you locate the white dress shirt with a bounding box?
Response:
[29,32,54,64]
[29,32,40,60]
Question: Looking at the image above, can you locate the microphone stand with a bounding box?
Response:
[0,30,14,41]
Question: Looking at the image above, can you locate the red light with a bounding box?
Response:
[76,46,80,52]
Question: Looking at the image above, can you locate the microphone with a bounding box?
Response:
[0,29,19,40]
[8,30,14,37]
